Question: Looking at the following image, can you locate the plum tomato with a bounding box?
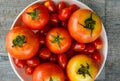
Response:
[50,54,57,63]
[44,1,57,13]
[50,13,60,26]
[6,26,40,60]
[46,28,72,54]
[25,66,34,75]
[59,8,71,21]
[69,4,78,14]
[32,63,65,81]
[22,3,49,30]
[68,9,102,43]
[72,42,85,52]
[58,1,67,13]
[39,47,51,59]
[58,53,67,69]
[26,57,40,67]
[13,58,25,68]
[92,51,103,63]
[93,37,103,50]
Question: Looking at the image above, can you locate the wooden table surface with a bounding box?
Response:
[0,0,120,81]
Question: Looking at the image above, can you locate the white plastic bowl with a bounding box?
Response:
[8,0,108,81]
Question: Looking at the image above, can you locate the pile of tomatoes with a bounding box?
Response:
[6,1,103,81]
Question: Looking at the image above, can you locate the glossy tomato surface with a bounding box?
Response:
[32,63,65,81]
[22,3,49,30]
[46,28,72,54]
[68,9,102,43]
[6,26,40,59]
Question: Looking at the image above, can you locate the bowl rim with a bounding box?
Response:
[8,0,108,81]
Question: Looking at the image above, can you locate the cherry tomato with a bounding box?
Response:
[61,21,68,28]
[32,63,65,81]
[13,58,25,68]
[69,4,78,14]
[93,37,103,50]
[46,28,72,54]
[58,53,67,69]
[58,1,67,12]
[22,3,49,30]
[67,49,74,59]
[72,42,85,52]
[84,44,95,54]
[68,9,102,43]
[92,51,103,63]
[25,66,34,75]
[6,26,40,59]
[26,57,40,67]
[44,1,57,13]
[59,8,71,21]
[39,47,51,59]
[50,13,60,26]
[39,23,51,34]
[50,54,57,63]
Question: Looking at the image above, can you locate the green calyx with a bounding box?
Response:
[27,9,40,20]
[49,77,53,81]
[50,32,64,49]
[12,35,26,47]
[78,13,96,36]
[77,63,92,78]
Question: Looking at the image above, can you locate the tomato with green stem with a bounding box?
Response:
[46,28,72,54]
[22,3,49,30]
[6,26,40,59]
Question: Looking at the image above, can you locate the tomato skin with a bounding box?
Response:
[44,1,57,13]
[84,44,95,54]
[50,13,60,26]
[39,47,51,59]
[22,4,49,30]
[69,4,78,14]
[58,53,67,69]
[59,8,71,21]
[68,9,102,43]
[32,63,65,81]
[13,58,25,68]
[6,26,40,59]
[58,1,67,12]
[93,37,103,50]
[25,66,34,75]
[26,57,40,67]
[50,54,57,63]
[61,21,68,28]
[92,51,103,63]
[46,27,72,54]
[72,42,85,52]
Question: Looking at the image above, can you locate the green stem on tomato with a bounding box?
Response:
[12,35,26,47]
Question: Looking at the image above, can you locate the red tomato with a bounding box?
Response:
[68,9,102,43]
[13,58,25,68]
[50,13,60,26]
[84,44,95,54]
[92,51,103,63]
[58,1,67,12]
[35,32,45,45]
[93,37,103,50]
[61,21,68,28]
[32,63,65,81]
[39,23,51,34]
[50,54,57,63]
[59,8,71,21]
[39,47,51,59]
[44,1,57,13]
[46,28,72,54]
[22,3,49,30]
[25,66,34,75]
[58,53,67,69]
[69,4,78,14]
[26,57,40,67]
[6,26,40,59]
[72,42,85,52]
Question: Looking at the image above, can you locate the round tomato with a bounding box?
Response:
[58,1,67,13]
[67,54,99,81]
[6,26,40,59]
[22,3,49,30]
[68,9,102,43]
[72,42,85,52]
[46,28,72,54]
[13,58,25,68]
[32,63,65,81]
[25,66,34,75]
[92,51,103,63]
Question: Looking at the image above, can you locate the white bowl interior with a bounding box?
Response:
[8,0,108,81]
